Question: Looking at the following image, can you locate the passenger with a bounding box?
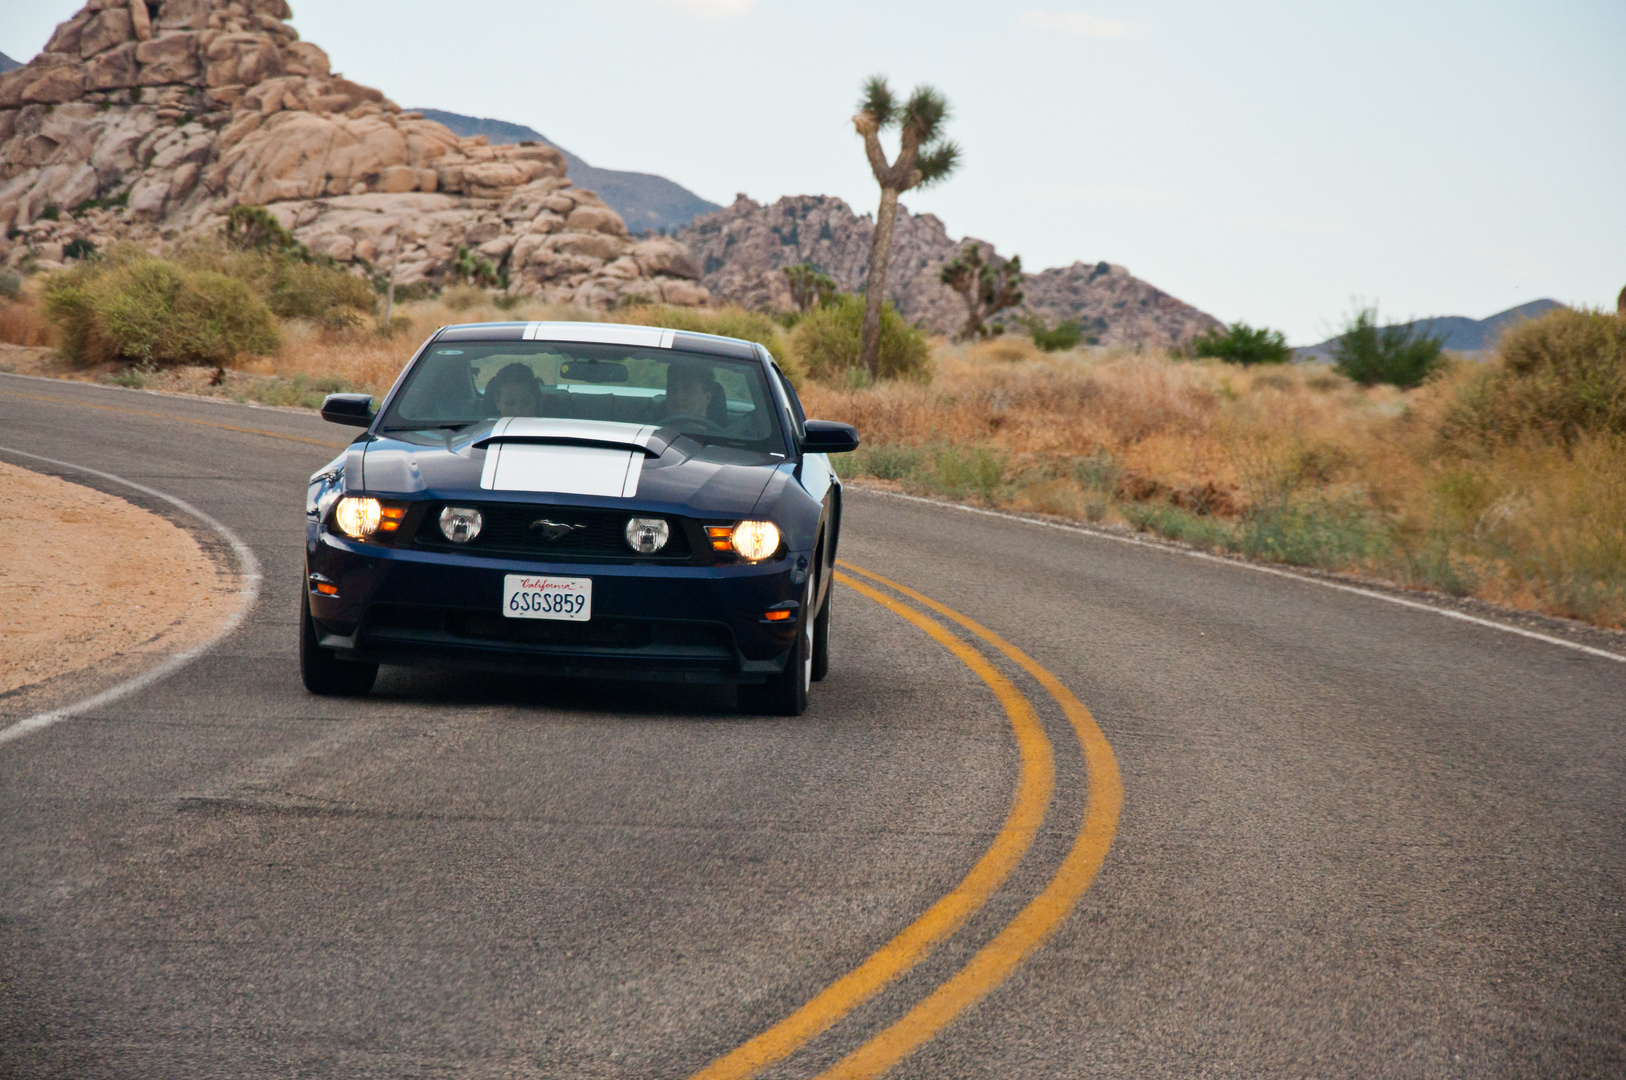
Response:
[485,363,542,418]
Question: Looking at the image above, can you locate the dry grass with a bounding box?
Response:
[0,295,53,348]
[806,338,1625,628]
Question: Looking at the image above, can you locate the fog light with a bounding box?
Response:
[731,520,781,561]
[333,496,382,539]
[439,506,483,543]
[625,517,670,554]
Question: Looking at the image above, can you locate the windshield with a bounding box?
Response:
[380,340,786,452]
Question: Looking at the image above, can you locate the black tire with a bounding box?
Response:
[739,576,812,716]
[299,588,377,697]
[811,576,831,683]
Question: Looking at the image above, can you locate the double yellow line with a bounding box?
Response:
[693,561,1123,1080]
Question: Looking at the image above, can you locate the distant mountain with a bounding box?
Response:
[0,51,22,73]
[1295,299,1564,360]
[414,109,719,235]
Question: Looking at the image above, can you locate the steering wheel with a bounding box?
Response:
[661,412,720,433]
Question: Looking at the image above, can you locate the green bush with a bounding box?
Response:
[788,292,931,383]
[1440,307,1625,448]
[0,268,20,300]
[44,253,278,367]
[1331,306,1445,388]
[177,239,375,326]
[1192,321,1291,365]
[1027,317,1084,352]
[846,443,925,481]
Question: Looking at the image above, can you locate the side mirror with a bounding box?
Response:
[321,393,374,427]
[801,419,859,454]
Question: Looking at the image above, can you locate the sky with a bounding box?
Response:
[4,0,1623,343]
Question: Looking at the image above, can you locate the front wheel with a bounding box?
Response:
[811,578,831,683]
[299,588,377,697]
[739,576,812,716]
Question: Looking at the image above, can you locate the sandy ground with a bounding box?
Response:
[0,461,240,700]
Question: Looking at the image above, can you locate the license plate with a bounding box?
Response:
[503,574,592,621]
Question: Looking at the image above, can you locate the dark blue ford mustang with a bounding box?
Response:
[301,321,858,715]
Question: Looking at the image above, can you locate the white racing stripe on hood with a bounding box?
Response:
[479,418,655,498]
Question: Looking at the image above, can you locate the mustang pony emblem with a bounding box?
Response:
[530,519,587,541]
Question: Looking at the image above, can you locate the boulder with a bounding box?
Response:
[157,0,212,31]
[630,236,700,280]
[45,16,90,55]
[79,8,134,57]
[85,43,141,90]
[282,41,329,77]
[566,204,626,236]
[136,33,201,84]
[128,0,153,41]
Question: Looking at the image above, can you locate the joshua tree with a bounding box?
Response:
[853,75,960,375]
[783,262,838,312]
[940,243,1024,340]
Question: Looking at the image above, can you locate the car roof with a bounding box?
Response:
[434,320,762,362]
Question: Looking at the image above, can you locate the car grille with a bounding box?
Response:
[411,503,694,562]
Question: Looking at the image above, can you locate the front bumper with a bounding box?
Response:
[306,531,805,684]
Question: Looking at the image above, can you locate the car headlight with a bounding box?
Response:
[730,520,781,561]
[625,517,670,554]
[439,506,483,543]
[333,496,382,539]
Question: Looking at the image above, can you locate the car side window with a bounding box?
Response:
[773,365,806,435]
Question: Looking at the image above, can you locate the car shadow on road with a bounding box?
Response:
[370,665,746,719]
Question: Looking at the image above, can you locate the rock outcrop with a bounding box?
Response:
[0,0,706,308]
[679,194,1221,349]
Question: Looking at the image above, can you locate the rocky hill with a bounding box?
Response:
[1294,300,1565,360]
[678,194,1222,348]
[0,1,706,308]
[414,109,719,236]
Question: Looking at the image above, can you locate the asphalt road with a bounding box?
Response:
[1,372,1622,1079]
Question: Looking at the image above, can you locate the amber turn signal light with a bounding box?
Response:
[763,609,793,622]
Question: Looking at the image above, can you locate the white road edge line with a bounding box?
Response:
[0,446,265,747]
[854,485,1626,665]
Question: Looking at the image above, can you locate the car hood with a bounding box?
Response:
[361,418,781,517]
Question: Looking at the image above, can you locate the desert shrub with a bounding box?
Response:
[788,292,931,383]
[62,238,96,261]
[225,204,309,261]
[1331,305,1445,388]
[922,444,1006,503]
[43,254,278,366]
[611,304,789,364]
[0,268,20,300]
[176,238,374,326]
[1192,321,1291,365]
[440,284,490,312]
[1440,307,1625,448]
[0,294,52,346]
[846,443,925,481]
[1028,318,1083,352]
[262,258,375,324]
[1238,497,1384,569]
[450,245,502,288]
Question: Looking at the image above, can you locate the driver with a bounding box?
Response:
[485,362,542,418]
[661,364,725,426]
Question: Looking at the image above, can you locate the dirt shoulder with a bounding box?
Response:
[0,461,240,702]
